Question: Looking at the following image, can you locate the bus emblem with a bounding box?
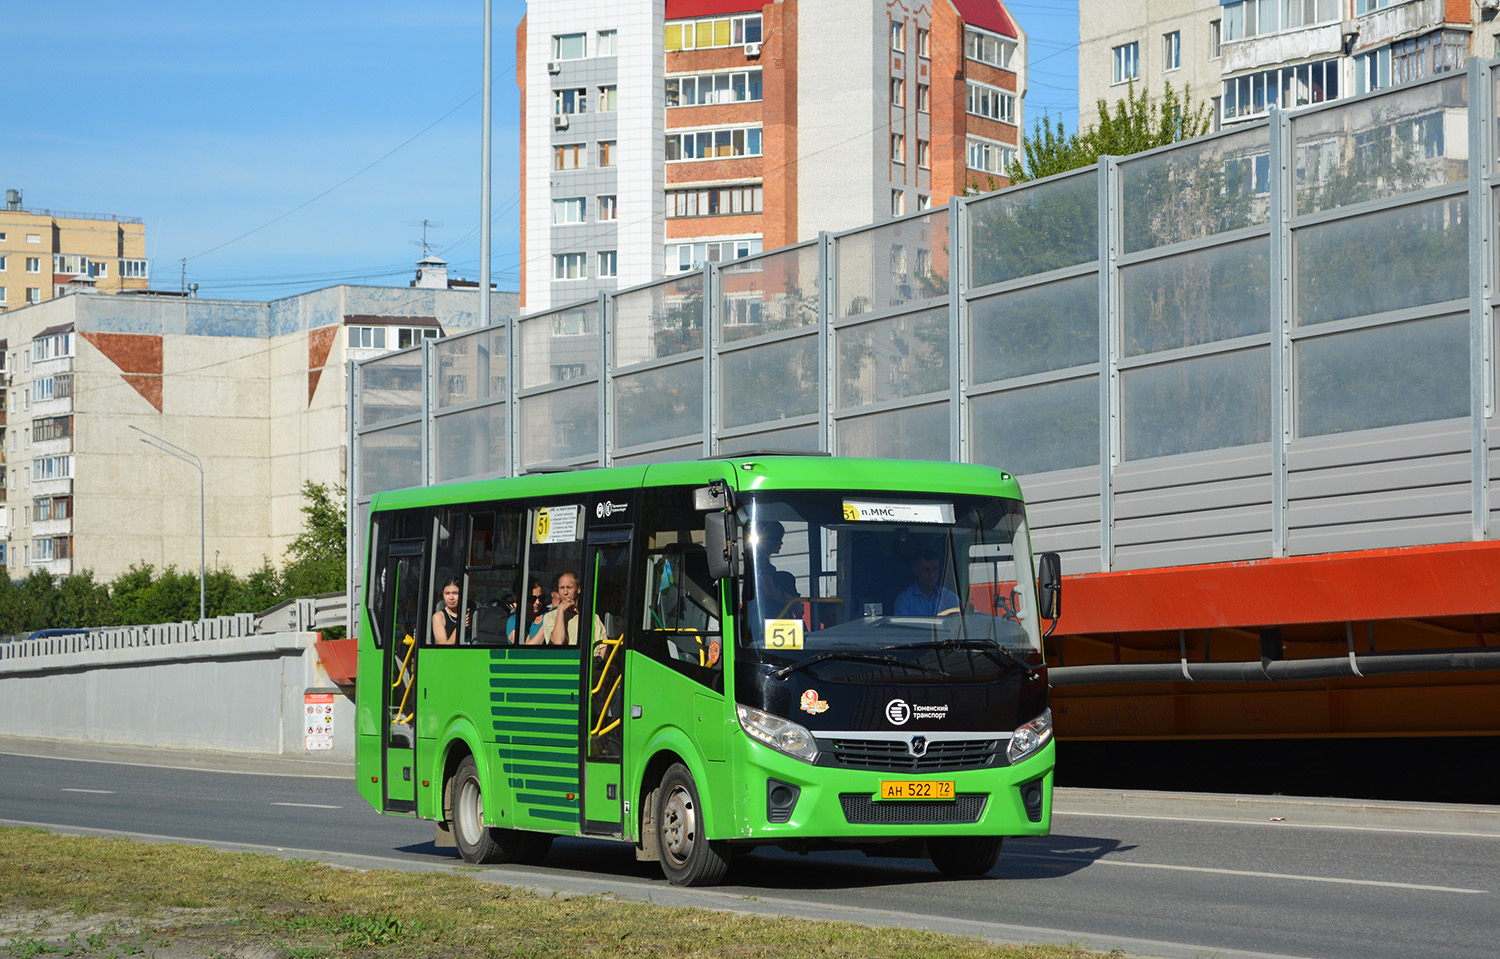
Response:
[885,699,911,725]
[908,736,928,757]
[799,689,829,715]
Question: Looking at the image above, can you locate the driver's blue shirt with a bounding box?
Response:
[893,583,962,615]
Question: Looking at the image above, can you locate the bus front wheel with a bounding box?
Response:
[451,755,552,865]
[929,835,1002,876]
[655,763,730,886]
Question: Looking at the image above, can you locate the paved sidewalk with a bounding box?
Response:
[0,735,353,778]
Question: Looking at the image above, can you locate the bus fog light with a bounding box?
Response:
[1007,708,1053,764]
[737,705,819,763]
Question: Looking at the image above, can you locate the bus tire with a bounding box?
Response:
[655,762,730,886]
[451,755,549,865]
[929,835,1003,876]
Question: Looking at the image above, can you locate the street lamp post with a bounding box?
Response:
[130,425,205,623]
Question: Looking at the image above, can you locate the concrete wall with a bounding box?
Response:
[0,631,353,760]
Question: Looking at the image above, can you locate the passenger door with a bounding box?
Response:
[382,539,427,812]
[579,527,632,836]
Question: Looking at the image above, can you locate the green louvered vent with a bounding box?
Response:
[490,649,580,826]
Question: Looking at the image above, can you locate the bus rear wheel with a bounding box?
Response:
[655,763,729,886]
[451,755,552,865]
[928,835,1002,877]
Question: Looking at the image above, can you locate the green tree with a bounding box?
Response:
[281,481,347,597]
[56,571,114,628]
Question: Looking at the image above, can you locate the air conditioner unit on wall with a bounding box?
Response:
[553,114,569,130]
[547,60,561,73]
[744,42,762,59]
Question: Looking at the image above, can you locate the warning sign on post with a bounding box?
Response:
[304,693,335,751]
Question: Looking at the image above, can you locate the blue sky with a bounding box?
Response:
[7,2,1077,303]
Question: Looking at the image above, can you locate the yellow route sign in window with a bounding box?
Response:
[765,618,804,650]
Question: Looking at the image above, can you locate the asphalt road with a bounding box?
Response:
[2,740,1498,959]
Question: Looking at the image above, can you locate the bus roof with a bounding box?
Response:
[369,456,1023,512]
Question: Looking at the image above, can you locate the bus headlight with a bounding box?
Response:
[736,705,819,764]
[1007,708,1053,765]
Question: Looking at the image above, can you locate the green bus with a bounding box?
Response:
[355,454,1060,886]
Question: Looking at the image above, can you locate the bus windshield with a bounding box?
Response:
[736,490,1043,664]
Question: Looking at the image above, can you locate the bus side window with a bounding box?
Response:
[636,486,724,688]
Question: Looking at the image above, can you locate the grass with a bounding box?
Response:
[0,826,1102,959]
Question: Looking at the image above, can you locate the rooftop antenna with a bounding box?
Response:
[405,219,445,256]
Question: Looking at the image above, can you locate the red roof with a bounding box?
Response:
[951,0,1017,39]
[665,0,764,19]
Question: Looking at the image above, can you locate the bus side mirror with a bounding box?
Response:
[705,513,739,581]
[1037,552,1062,621]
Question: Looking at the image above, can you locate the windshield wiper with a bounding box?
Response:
[885,638,1039,682]
[773,651,949,680]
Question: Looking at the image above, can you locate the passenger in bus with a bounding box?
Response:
[894,549,962,616]
[432,577,469,645]
[507,578,547,644]
[540,571,605,652]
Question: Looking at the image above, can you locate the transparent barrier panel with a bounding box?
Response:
[837,307,950,409]
[1295,195,1468,326]
[968,169,1097,288]
[836,208,950,319]
[836,403,950,461]
[969,273,1098,384]
[719,424,822,455]
[1293,75,1468,216]
[614,444,702,467]
[519,383,599,467]
[519,302,599,389]
[970,377,1100,476]
[359,352,423,427]
[1122,237,1270,356]
[720,336,818,429]
[1121,126,1272,252]
[614,359,704,449]
[1295,315,1468,438]
[360,422,423,495]
[435,404,507,482]
[614,274,705,367]
[719,245,820,344]
[1122,347,1271,460]
[436,327,506,409]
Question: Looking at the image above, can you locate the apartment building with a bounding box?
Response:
[1080,1,1500,131]
[0,280,515,581]
[517,0,1027,310]
[0,190,148,315]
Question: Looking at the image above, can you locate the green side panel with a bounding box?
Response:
[490,647,581,831]
[584,760,622,828]
[386,746,415,802]
[625,654,731,833]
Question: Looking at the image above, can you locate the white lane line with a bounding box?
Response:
[270,802,342,809]
[1055,808,1500,841]
[1010,852,1486,894]
[60,788,115,794]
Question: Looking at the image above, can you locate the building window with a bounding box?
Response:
[1163,31,1181,72]
[665,14,762,51]
[966,136,1015,175]
[33,332,73,361]
[598,85,618,111]
[891,190,905,216]
[665,126,763,160]
[26,288,40,305]
[552,33,586,60]
[0,254,7,271]
[552,197,586,225]
[1210,20,1222,60]
[33,416,72,443]
[554,88,587,114]
[554,252,587,281]
[598,140,616,167]
[553,143,585,171]
[1223,57,1341,121]
[598,195,618,221]
[1224,0,1339,41]
[891,133,905,164]
[1354,48,1391,94]
[598,251,619,278]
[917,139,930,169]
[26,234,40,244]
[349,326,386,349]
[965,28,1015,68]
[917,28,929,57]
[90,261,107,278]
[36,455,73,481]
[891,77,905,107]
[667,70,763,106]
[597,29,617,56]
[0,289,6,305]
[1113,42,1140,84]
[917,194,931,210]
[664,238,762,273]
[967,82,1015,122]
[917,83,929,113]
[120,259,148,278]
[26,257,40,274]
[55,254,89,275]
[667,184,762,217]
[891,19,905,52]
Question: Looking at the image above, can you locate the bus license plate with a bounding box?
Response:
[879,780,955,800]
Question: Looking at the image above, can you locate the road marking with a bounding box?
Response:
[60,788,115,795]
[1055,808,1500,841]
[270,802,342,809]
[1010,852,1486,894]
